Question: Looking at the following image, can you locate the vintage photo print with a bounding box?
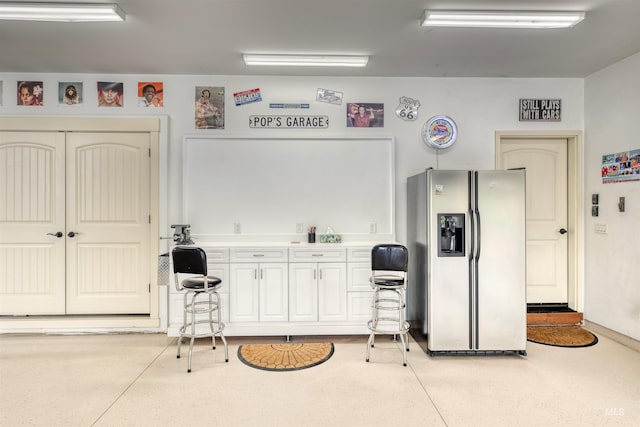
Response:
[346,102,384,127]
[97,81,124,107]
[59,82,83,105]
[17,81,44,106]
[316,88,343,105]
[138,82,164,107]
[195,86,225,129]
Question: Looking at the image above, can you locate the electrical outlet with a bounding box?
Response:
[296,223,304,233]
[234,223,241,234]
[594,223,607,234]
[369,222,377,233]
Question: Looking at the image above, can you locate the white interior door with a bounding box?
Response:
[0,132,66,315]
[66,132,150,314]
[498,138,568,304]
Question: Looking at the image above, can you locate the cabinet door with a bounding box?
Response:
[230,263,259,322]
[347,262,372,292]
[0,132,66,315]
[318,263,347,321]
[259,263,288,322]
[289,263,318,322]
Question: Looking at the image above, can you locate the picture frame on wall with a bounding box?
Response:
[97,81,123,107]
[195,86,224,129]
[59,82,83,106]
[346,102,384,127]
[138,82,164,107]
[17,81,44,106]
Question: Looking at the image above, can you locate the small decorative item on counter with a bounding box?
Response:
[320,226,342,243]
[308,226,316,243]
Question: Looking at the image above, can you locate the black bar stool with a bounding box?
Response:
[366,244,410,366]
[172,246,228,372]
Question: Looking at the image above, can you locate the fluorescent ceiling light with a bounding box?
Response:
[0,2,125,22]
[421,10,585,29]
[243,54,369,67]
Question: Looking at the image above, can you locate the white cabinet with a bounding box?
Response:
[167,243,385,337]
[347,246,374,321]
[288,247,347,322]
[318,263,347,321]
[229,247,288,322]
[289,263,318,322]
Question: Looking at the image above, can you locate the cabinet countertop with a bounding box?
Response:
[185,241,396,248]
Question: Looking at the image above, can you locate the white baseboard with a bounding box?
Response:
[583,320,640,352]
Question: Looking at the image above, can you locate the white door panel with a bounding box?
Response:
[499,138,568,303]
[66,132,150,314]
[0,132,66,315]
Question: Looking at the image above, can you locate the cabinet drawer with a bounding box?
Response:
[202,247,230,263]
[289,247,346,263]
[347,246,372,262]
[230,247,288,263]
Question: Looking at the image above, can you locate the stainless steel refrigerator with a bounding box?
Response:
[407,169,527,356]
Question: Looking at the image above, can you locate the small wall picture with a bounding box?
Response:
[59,82,83,105]
[17,81,44,106]
[195,86,224,129]
[316,88,343,105]
[347,102,384,127]
[97,81,123,107]
[138,82,164,107]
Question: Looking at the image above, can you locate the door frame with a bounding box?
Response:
[495,130,583,312]
[0,117,165,331]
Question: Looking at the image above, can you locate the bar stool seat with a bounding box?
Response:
[366,244,410,366]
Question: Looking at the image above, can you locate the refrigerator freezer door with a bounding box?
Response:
[427,170,472,351]
[475,170,527,351]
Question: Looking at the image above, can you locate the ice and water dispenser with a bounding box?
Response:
[437,213,465,257]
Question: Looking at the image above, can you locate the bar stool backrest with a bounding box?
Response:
[172,246,208,275]
[371,244,408,272]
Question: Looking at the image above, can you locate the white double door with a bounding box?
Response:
[0,131,151,315]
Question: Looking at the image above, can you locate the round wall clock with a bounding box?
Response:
[421,115,458,149]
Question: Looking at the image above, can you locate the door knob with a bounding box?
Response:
[67,231,79,238]
[559,228,568,235]
[47,232,63,238]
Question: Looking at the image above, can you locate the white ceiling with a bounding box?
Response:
[1,0,639,78]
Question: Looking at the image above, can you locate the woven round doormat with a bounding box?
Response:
[527,326,598,348]
[238,342,334,371]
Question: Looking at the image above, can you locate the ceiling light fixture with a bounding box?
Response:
[243,54,369,67]
[421,10,585,29]
[0,2,125,22]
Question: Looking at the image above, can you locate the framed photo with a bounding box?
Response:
[59,82,83,105]
[138,82,164,107]
[316,88,343,105]
[195,86,224,129]
[346,102,384,127]
[17,81,43,106]
[97,81,123,107]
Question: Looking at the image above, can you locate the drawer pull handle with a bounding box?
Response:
[312,254,324,257]
[253,254,265,257]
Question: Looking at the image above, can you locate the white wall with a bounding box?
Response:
[10,72,624,332]
[0,73,584,243]
[584,53,640,340]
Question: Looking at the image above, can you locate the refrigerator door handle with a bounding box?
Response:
[473,171,481,349]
